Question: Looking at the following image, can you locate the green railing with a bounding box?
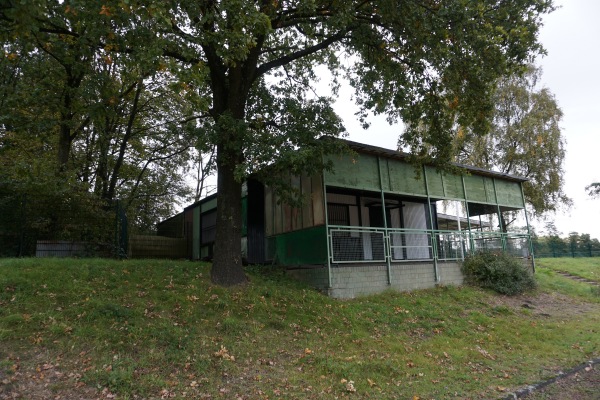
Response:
[327,225,532,264]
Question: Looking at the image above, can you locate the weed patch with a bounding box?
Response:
[462,251,537,295]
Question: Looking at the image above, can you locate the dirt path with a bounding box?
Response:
[521,363,600,400]
[489,291,600,400]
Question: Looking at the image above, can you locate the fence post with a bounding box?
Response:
[18,194,26,257]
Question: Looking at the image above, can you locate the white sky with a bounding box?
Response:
[332,0,600,239]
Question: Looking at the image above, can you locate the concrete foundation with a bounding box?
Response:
[287,260,464,299]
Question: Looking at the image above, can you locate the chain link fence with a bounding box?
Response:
[534,248,600,258]
[0,193,128,258]
[533,239,600,258]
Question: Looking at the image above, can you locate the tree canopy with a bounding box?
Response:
[0,4,212,232]
[453,65,570,218]
[586,183,600,198]
[2,0,555,285]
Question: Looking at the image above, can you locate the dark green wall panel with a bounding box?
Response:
[272,225,328,265]
[495,180,524,208]
[443,174,465,199]
[324,154,380,191]
[388,160,427,196]
[425,166,445,198]
[484,177,496,203]
[464,175,487,203]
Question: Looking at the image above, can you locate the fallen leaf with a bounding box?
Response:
[345,380,356,392]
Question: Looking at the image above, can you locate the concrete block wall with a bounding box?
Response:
[286,267,330,293]
[287,260,464,299]
[437,261,464,286]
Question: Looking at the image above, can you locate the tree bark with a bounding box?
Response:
[210,143,247,286]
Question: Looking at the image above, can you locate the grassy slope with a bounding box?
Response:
[537,257,600,282]
[0,258,599,399]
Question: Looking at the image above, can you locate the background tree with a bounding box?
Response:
[586,182,600,198]
[454,65,571,222]
[3,1,555,285]
[0,4,207,234]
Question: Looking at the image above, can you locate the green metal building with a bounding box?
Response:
[161,140,533,298]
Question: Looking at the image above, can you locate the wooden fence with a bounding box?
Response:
[128,235,187,259]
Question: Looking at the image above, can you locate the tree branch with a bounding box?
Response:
[255,29,351,77]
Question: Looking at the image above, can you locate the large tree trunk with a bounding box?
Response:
[57,125,71,170]
[210,144,247,286]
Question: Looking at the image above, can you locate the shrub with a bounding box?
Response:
[461,251,536,296]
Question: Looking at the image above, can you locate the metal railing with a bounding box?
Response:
[329,227,387,263]
[328,225,532,264]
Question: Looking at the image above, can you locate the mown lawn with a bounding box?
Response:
[0,258,599,399]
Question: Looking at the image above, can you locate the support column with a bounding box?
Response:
[423,165,439,282]
[322,173,332,289]
[520,184,536,272]
[461,176,474,255]
[492,179,507,251]
[378,157,392,285]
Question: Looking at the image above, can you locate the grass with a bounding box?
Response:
[0,257,599,399]
[537,257,600,282]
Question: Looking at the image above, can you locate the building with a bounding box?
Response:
[159,140,533,298]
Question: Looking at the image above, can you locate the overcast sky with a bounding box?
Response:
[335,0,600,239]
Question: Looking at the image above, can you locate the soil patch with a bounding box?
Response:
[489,291,596,318]
[521,363,600,400]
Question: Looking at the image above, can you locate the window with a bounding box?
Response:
[327,203,349,226]
[201,211,217,244]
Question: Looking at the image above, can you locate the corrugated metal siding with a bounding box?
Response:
[301,176,314,228]
[265,187,273,237]
[200,197,217,213]
[184,208,194,259]
[156,213,184,238]
[312,175,325,225]
[36,241,87,257]
[193,207,200,260]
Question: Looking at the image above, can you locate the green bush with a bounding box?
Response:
[461,251,536,296]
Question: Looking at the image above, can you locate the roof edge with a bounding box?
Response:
[341,139,528,183]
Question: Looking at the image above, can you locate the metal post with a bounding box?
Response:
[455,201,465,260]
[461,176,474,255]
[378,157,392,285]
[492,179,506,251]
[519,183,535,273]
[423,165,439,282]
[322,173,333,289]
[520,183,535,272]
[18,194,26,257]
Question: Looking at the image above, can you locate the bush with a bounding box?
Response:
[461,251,536,296]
